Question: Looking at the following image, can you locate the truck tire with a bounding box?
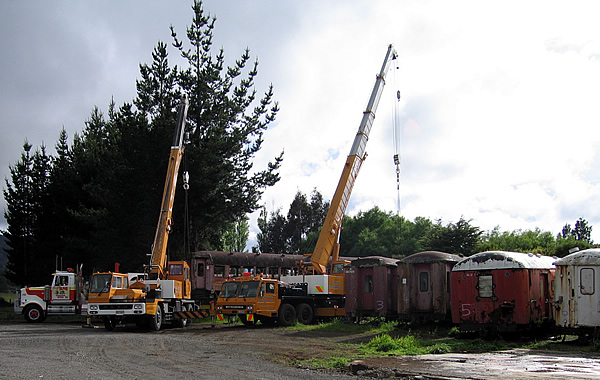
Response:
[103,316,117,331]
[150,305,163,331]
[278,303,296,326]
[296,303,314,325]
[24,304,45,323]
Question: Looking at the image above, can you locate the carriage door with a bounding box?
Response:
[415,264,432,312]
[195,261,206,290]
[360,268,375,311]
[577,267,597,326]
[540,273,550,319]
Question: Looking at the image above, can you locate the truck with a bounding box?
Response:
[216,44,399,326]
[14,265,85,322]
[86,97,203,331]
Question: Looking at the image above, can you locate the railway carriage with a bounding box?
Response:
[554,248,600,338]
[345,256,399,320]
[396,251,462,322]
[451,251,555,334]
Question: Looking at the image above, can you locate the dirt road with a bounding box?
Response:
[2,320,600,379]
[0,321,353,380]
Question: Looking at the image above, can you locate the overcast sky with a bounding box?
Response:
[2,1,600,248]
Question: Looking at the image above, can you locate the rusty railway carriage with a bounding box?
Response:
[190,251,303,304]
[451,251,556,334]
[396,251,462,322]
[345,256,399,320]
[554,248,600,337]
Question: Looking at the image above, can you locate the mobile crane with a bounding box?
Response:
[216,44,398,326]
[86,98,200,331]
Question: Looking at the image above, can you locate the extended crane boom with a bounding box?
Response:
[309,44,398,274]
[149,98,189,280]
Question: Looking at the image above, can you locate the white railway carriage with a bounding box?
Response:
[554,248,600,336]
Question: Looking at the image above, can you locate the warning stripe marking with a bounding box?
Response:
[173,310,210,319]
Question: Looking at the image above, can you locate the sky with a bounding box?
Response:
[2,0,600,248]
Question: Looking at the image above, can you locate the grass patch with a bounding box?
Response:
[286,317,397,335]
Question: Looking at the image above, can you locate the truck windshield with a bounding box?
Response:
[238,281,260,298]
[90,274,113,293]
[220,282,240,298]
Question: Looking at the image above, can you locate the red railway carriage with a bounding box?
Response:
[396,251,462,322]
[190,251,303,304]
[451,251,555,334]
[345,256,399,320]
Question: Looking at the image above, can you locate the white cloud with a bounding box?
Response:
[3,0,600,249]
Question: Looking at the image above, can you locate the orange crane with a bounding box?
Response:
[87,98,200,331]
[216,44,398,326]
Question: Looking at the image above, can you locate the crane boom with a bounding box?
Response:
[149,98,189,280]
[309,44,398,274]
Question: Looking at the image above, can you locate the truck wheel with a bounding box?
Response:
[150,305,163,331]
[24,304,45,323]
[278,303,296,327]
[296,303,314,325]
[103,316,117,331]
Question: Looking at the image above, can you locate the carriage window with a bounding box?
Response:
[197,263,205,277]
[268,267,279,279]
[478,275,493,298]
[214,265,225,278]
[256,267,266,275]
[419,272,429,292]
[580,268,595,295]
[364,275,373,293]
[229,266,242,277]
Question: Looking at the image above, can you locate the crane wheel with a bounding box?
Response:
[295,303,314,325]
[150,305,163,331]
[277,303,296,326]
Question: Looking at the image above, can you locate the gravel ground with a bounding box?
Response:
[0,321,354,380]
[3,319,600,380]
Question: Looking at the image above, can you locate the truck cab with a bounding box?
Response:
[14,267,84,322]
[216,276,281,325]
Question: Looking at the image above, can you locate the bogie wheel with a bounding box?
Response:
[24,304,45,323]
[150,305,163,331]
[239,315,256,327]
[103,316,117,331]
[295,303,314,325]
[278,303,296,327]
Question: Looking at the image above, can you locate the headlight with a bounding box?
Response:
[89,305,98,311]
[216,306,222,310]
[247,306,253,310]
[134,304,143,309]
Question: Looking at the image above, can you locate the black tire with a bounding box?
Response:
[150,305,163,331]
[239,315,256,326]
[24,304,45,323]
[278,303,296,327]
[103,316,117,331]
[296,303,314,325]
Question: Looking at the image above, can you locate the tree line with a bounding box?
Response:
[255,190,595,259]
[2,1,281,286]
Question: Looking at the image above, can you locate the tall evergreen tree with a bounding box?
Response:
[3,142,53,285]
[166,0,282,252]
